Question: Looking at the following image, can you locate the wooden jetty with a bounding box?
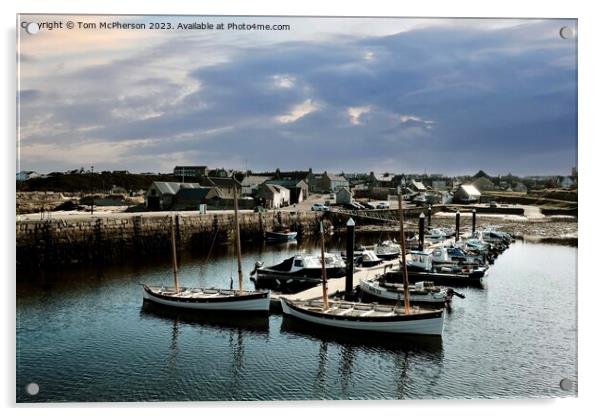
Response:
[270,259,399,307]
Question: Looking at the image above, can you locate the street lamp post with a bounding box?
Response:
[91,166,94,215]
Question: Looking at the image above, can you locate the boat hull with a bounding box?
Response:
[265,231,298,242]
[142,285,270,313]
[359,280,450,305]
[280,299,444,336]
[253,266,346,293]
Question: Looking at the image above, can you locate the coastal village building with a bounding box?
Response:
[310,171,349,193]
[408,180,427,193]
[16,171,40,181]
[173,165,209,179]
[256,183,290,209]
[265,178,308,203]
[145,182,202,210]
[454,184,482,203]
[171,187,225,210]
[471,176,496,192]
[197,176,241,199]
[240,175,272,196]
[335,187,353,205]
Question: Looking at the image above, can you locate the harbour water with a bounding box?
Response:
[16,238,577,401]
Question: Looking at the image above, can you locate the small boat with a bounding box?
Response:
[280,298,444,335]
[142,285,270,312]
[342,249,383,267]
[386,251,487,287]
[250,252,346,293]
[374,240,401,260]
[143,187,270,313]
[355,249,383,267]
[265,226,297,242]
[359,278,460,306]
[280,197,445,336]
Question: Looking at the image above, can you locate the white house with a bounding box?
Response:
[336,187,353,205]
[256,184,290,209]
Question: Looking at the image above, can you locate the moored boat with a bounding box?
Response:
[359,278,460,306]
[142,187,270,313]
[280,196,445,336]
[280,298,444,335]
[265,226,298,242]
[250,252,346,293]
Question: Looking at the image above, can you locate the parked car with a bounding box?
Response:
[311,203,329,212]
[376,201,390,209]
[490,201,498,208]
[356,201,375,210]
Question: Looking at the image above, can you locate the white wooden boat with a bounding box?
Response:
[143,285,270,311]
[142,187,270,313]
[359,278,454,305]
[280,198,445,336]
[280,298,444,335]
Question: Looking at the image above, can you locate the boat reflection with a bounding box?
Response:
[280,317,443,354]
[140,300,270,335]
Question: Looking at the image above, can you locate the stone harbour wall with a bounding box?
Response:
[16,211,326,269]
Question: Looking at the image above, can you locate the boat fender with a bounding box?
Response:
[250,261,264,276]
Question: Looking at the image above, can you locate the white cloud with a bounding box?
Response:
[399,114,434,125]
[275,99,318,124]
[347,106,371,125]
[272,74,296,89]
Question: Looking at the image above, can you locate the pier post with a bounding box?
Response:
[427,205,432,227]
[345,217,355,298]
[455,210,460,242]
[472,209,476,235]
[418,213,425,251]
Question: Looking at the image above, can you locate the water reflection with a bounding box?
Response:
[139,301,270,335]
[280,318,444,354]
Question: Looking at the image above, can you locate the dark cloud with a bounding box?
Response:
[18,19,577,175]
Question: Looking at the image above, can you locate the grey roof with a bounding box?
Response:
[152,182,201,195]
[241,175,272,187]
[198,176,240,188]
[326,173,348,182]
[411,180,427,191]
[261,183,289,195]
[265,178,306,188]
[458,184,481,196]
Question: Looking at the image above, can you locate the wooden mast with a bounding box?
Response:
[319,221,329,311]
[233,185,244,295]
[170,215,180,293]
[398,193,410,314]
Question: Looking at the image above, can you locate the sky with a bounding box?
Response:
[17,16,577,176]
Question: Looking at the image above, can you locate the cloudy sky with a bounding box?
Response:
[17,16,577,176]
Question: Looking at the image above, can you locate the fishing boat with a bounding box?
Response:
[385,251,487,287]
[374,240,401,260]
[143,187,270,313]
[265,226,298,242]
[250,252,346,293]
[359,278,462,306]
[280,195,445,336]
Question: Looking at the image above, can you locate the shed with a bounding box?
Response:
[454,184,481,203]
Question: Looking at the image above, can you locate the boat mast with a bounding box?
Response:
[398,193,410,314]
[170,215,180,293]
[233,185,244,295]
[319,221,330,311]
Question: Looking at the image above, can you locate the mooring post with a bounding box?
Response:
[418,212,425,251]
[345,217,355,298]
[455,210,460,242]
[427,204,432,227]
[472,209,476,235]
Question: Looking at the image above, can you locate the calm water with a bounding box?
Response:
[16,238,577,402]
